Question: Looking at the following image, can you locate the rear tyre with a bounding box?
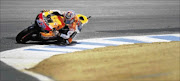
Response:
[16,27,36,43]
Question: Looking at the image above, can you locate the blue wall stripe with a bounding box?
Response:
[78,42,117,46]
[44,46,89,50]
[149,36,180,41]
[24,48,68,53]
[106,38,148,43]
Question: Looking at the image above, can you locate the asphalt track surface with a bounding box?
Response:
[0,0,179,81]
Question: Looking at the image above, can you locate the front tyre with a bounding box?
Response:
[16,27,36,43]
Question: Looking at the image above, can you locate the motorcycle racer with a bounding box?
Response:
[40,9,82,44]
[16,9,90,44]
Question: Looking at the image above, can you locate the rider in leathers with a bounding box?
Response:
[40,10,82,44]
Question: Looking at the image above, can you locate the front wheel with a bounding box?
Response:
[16,27,36,43]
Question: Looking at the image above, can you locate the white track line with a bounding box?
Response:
[78,39,133,45]
[121,36,170,43]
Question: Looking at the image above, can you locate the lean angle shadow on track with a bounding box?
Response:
[16,40,78,46]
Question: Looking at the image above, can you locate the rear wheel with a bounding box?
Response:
[16,27,36,43]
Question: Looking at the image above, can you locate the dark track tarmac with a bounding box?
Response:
[0,0,179,81]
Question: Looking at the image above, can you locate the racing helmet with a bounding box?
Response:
[65,11,75,19]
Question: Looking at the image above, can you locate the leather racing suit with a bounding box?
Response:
[40,10,81,44]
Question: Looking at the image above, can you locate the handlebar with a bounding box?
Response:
[87,16,91,19]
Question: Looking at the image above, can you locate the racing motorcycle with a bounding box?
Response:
[16,11,91,44]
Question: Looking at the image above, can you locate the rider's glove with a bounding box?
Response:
[57,33,61,37]
[52,28,59,36]
[53,30,61,37]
